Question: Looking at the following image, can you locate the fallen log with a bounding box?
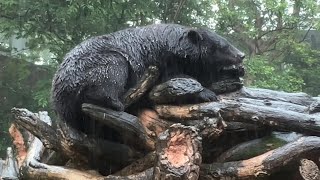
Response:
[149,77,205,104]
[155,100,320,136]
[11,108,142,172]
[12,109,154,180]
[223,87,315,106]
[200,136,320,179]
[82,103,153,151]
[215,131,302,163]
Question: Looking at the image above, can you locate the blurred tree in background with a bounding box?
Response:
[212,0,320,94]
[0,0,319,156]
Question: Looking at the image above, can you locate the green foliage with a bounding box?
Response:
[0,0,213,62]
[244,56,304,92]
[213,0,320,95]
[0,56,54,156]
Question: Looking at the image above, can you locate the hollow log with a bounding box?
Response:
[200,136,320,179]
[154,124,202,180]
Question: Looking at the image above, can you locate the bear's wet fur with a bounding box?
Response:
[51,23,245,138]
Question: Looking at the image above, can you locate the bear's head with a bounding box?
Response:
[175,27,245,86]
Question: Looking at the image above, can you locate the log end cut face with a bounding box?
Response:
[166,133,193,168]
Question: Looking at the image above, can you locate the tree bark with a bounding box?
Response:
[123,66,160,107]
[11,108,141,170]
[155,100,320,136]
[82,103,153,151]
[200,136,320,179]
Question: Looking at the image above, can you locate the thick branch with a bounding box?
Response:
[155,100,320,135]
[201,136,320,179]
[82,103,153,151]
[123,66,160,107]
[11,108,141,168]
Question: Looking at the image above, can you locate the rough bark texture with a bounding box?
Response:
[200,136,320,179]
[82,103,152,151]
[155,100,320,136]
[149,77,204,104]
[154,124,202,180]
[11,108,141,169]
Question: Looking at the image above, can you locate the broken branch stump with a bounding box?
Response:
[123,65,160,107]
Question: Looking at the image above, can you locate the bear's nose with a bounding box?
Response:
[237,53,245,61]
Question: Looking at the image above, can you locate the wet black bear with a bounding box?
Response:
[51,23,245,137]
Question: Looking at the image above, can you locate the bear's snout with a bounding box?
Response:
[237,52,245,61]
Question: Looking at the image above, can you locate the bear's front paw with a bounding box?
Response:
[110,99,125,111]
[198,88,218,102]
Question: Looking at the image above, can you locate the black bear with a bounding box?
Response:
[51,23,245,136]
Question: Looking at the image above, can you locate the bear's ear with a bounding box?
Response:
[186,29,203,44]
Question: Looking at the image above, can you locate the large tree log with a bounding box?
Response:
[155,100,320,136]
[215,131,302,163]
[11,108,141,170]
[200,136,320,179]
[154,124,202,180]
[149,77,204,104]
[19,130,154,180]
[82,103,153,151]
[223,87,315,106]
[7,74,320,180]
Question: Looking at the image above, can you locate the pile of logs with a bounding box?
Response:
[1,66,320,180]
